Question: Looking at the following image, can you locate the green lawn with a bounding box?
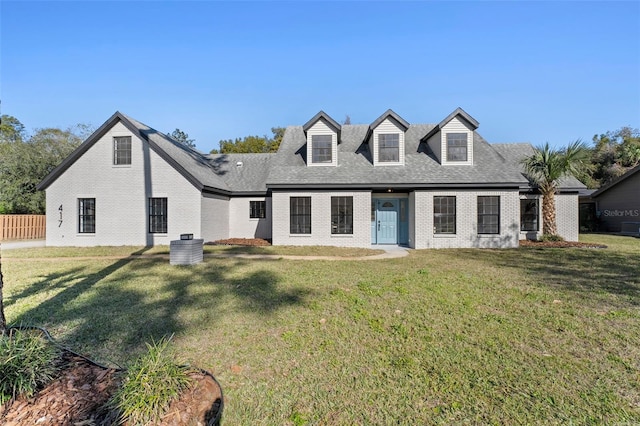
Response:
[2,235,639,424]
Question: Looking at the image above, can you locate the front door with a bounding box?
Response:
[376,199,398,244]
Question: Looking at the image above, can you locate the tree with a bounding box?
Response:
[0,115,26,144]
[269,127,285,152]
[343,115,351,125]
[588,127,640,187]
[211,127,285,154]
[0,125,87,214]
[168,128,195,148]
[521,140,588,236]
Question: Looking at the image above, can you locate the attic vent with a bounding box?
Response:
[236,161,243,167]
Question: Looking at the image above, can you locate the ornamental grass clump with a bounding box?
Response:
[0,329,60,403]
[110,337,192,425]
[540,234,565,242]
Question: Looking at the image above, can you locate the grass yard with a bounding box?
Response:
[2,235,639,424]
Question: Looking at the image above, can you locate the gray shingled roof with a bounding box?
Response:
[205,153,275,193]
[267,124,532,188]
[492,143,586,190]
[39,111,585,195]
[122,114,232,192]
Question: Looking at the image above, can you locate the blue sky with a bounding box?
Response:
[2,1,639,153]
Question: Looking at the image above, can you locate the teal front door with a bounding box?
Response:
[377,199,398,244]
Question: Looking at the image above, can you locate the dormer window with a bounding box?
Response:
[311,135,332,163]
[420,108,479,166]
[303,111,341,167]
[379,133,400,162]
[446,133,468,162]
[367,110,409,166]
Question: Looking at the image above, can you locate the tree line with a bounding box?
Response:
[0,115,93,214]
[1,112,637,216]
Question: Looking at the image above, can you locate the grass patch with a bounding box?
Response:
[1,245,169,259]
[2,244,383,259]
[2,235,639,423]
[0,329,60,402]
[205,244,383,257]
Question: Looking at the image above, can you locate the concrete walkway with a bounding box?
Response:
[208,245,409,261]
[1,242,409,261]
[0,239,46,250]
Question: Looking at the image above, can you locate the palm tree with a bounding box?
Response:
[521,140,587,237]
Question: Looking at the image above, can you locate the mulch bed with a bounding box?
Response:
[1,352,119,425]
[0,351,222,426]
[519,240,607,249]
[208,238,271,247]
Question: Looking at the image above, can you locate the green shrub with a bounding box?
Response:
[539,234,565,242]
[0,329,59,401]
[109,337,192,425]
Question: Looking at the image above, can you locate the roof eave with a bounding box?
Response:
[591,164,640,197]
[267,182,524,190]
[37,111,128,190]
[302,111,342,139]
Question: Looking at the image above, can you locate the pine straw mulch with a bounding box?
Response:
[519,240,607,249]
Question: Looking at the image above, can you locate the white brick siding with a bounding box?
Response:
[413,190,520,249]
[271,190,371,247]
[228,197,272,240]
[201,193,230,243]
[45,122,202,246]
[408,192,416,248]
[555,193,579,242]
[519,194,542,241]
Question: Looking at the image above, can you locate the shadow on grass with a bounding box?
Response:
[8,248,310,364]
[448,247,639,305]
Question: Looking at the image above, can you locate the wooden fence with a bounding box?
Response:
[0,215,46,241]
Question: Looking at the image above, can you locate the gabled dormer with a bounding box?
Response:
[302,111,341,167]
[421,107,479,166]
[366,109,410,166]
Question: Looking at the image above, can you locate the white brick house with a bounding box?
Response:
[37,108,585,248]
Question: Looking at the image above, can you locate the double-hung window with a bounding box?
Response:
[477,196,500,234]
[78,198,95,233]
[290,197,311,234]
[447,133,467,162]
[311,135,332,163]
[434,196,456,234]
[520,199,539,231]
[378,133,400,162]
[113,136,132,165]
[331,196,353,234]
[250,200,266,219]
[149,197,168,233]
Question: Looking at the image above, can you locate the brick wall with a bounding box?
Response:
[45,121,202,246]
[272,190,371,247]
[228,197,272,240]
[555,193,579,241]
[413,189,520,249]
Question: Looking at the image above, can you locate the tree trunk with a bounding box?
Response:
[542,190,558,236]
[0,244,6,336]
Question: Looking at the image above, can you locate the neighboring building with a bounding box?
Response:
[37,109,585,248]
[590,165,640,234]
